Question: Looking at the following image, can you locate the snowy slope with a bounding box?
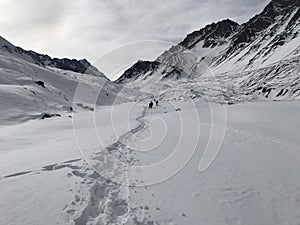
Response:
[0,36,133,125]
[116,0,300,103]
[127,100,300,225]
[1,100,300,225]
[163,0,300,75]
[0,36,107,77]
[1,1,300,224]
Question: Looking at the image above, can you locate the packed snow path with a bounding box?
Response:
[0,101,300,225]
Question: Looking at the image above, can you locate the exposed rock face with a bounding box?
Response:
[0,36,104,77]
[117,0,300,83]
[178,19,240,49]
[116,61,160,83]
[116,0,300,102]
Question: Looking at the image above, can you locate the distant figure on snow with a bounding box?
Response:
[156,100,158,106]
[149,101,153,109]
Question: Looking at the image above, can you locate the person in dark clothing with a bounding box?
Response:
[149,101,153,108]
[155,100,158,106]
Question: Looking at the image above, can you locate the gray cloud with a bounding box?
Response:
[0,0,270,79]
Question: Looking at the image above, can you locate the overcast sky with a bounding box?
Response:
[0,0,269,79]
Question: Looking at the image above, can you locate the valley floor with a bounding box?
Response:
[1,100,300,225]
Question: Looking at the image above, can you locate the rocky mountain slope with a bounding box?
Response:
[117,0,300,102]
[0,36,132,125]
[0,36,105,77]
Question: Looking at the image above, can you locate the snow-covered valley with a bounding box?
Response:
[1,0,300,224]
[1,100,300,225]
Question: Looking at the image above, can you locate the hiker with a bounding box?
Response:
[155,100,158,106]
[149,101,153,109]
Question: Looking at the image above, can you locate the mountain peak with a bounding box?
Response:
[179,19,239,49]
[116,60,160,83]
[0,35,106,77]
[227,0,299,51]
[117,0,300,84]
[216,18,239,26]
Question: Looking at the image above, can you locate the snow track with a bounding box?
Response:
[1,101,300,225]
[66,105,150,225]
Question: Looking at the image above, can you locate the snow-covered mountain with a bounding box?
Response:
[2,2,300,225]
[117,0,300,102]
[0,36,105,77]
[0,36,132,125]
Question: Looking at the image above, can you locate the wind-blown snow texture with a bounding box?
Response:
[117,0,300,102]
